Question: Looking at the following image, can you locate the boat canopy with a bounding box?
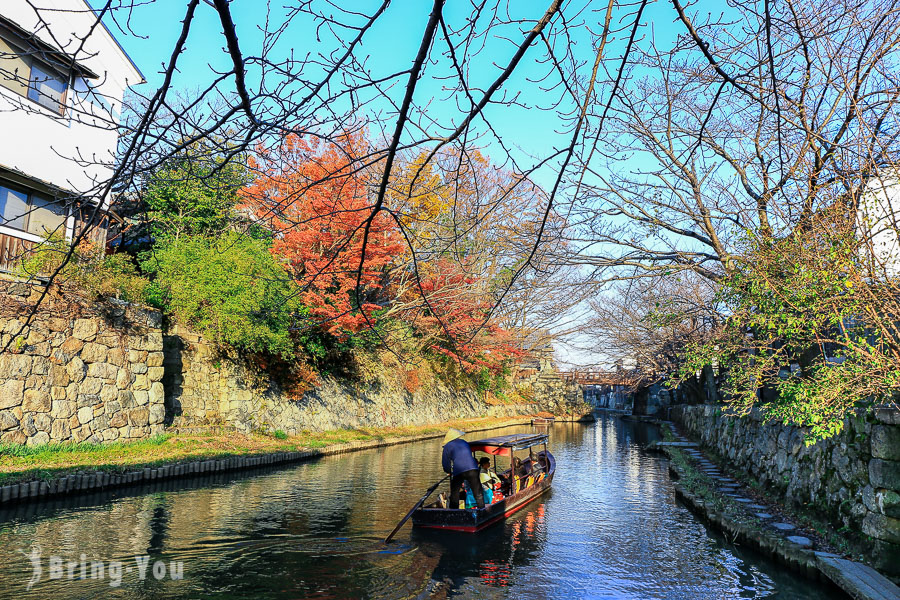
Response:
[468,433,548,456]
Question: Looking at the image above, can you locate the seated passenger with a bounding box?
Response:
[479,457,501,487]
[463,480,491,507]
[479,457,500,504]
[513,457,528,479]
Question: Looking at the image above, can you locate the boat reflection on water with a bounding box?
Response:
[413,498,550,593]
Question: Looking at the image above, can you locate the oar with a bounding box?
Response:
[384,474,450,543]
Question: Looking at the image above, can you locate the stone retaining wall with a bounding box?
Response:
[164,326,543,434]
[0,281,165,445]
[671,403,900,575]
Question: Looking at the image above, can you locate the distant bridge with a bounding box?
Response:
[558,370,641,387]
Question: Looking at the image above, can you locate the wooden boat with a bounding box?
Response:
[531,416,555,426]
[411,433,555,533]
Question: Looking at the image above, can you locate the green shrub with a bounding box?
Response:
[19,236,148,303]
[141,232,300,358]
[142,145,248,240]
[273,430,288,440]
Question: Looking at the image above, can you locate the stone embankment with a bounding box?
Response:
[671,404,900,578]
[163,325,580,434]
[0,281,581,445]
[0,282,164,446]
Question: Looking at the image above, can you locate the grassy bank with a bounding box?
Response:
[0,415,528,486]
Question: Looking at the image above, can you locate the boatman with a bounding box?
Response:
[441,428,485,510]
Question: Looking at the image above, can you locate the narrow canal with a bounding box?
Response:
[0,415,845,599]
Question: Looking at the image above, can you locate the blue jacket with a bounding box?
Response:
[442,438,478,476]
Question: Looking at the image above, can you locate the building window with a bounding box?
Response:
[28,64,67,114]
[0,186,29,230]
[0,34,68,115]
[0,182,68,238]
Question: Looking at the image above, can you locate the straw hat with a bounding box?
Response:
[442,428,466,445]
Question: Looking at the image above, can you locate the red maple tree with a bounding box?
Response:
[410,259,521,373]
[241,134,403,340]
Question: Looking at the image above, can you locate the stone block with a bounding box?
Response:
[0,354,31,378]
[872,425,900,461]
[116,369,132,389]
[109,413,127,428]
[79,377,102,395]
[871,539,900,576]
[1,429,25,444]
[50,420,71,440]
[0,411,18,431]
[77,406,94,425]
[149,403,165,425]
[147,366,164,381]
[0,380,24,410]
[48,364,69,387]
[99,386,117,404]
[133,374,150,391]
[875,407,900,426]
[146,332,163,349]
[147,311,163,329]
[80,343,108,364]
[128,408,149,426]
[133,390,149,406]
[118,391,135,408]
[22,390,51,413]
[131,362,148,375]
[71,426,91,443]
[146,352,164,367]
[93,414,108,431]
[27,431,49,446]
[128,350,147,364]
[47,318,68,332]
[94,330,116,344]
[870,459,900,490]
[106,348,126,367]
[149,381,164,404]
[56,337,84,360]
[51,399,75,420]
[862,512,900,544]
[66,357,86,383]
[87,363,118,380]
[33,413,50,431]
[78,394,101,407]
[72,319,98,341]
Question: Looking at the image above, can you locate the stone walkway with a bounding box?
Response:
[663,424,900,600]
[670,430,816,547]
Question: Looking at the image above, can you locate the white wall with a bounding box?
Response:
[859,177,900,278]
[0,0,142,198]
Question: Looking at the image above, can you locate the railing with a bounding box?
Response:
[559,369,645,387]
[0,232,33,273]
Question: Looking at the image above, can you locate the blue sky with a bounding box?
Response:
[94,1,609,181]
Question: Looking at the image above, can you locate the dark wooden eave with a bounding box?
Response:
[0,13,100,80]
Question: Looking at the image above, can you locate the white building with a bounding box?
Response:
[0,0,143,270]
[858,175,900,278]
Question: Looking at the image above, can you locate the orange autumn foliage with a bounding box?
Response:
[240,134,403,340]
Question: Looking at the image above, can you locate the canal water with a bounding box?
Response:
[0,415,845,599]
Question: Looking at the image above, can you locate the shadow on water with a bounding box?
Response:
[0,416,847,599]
